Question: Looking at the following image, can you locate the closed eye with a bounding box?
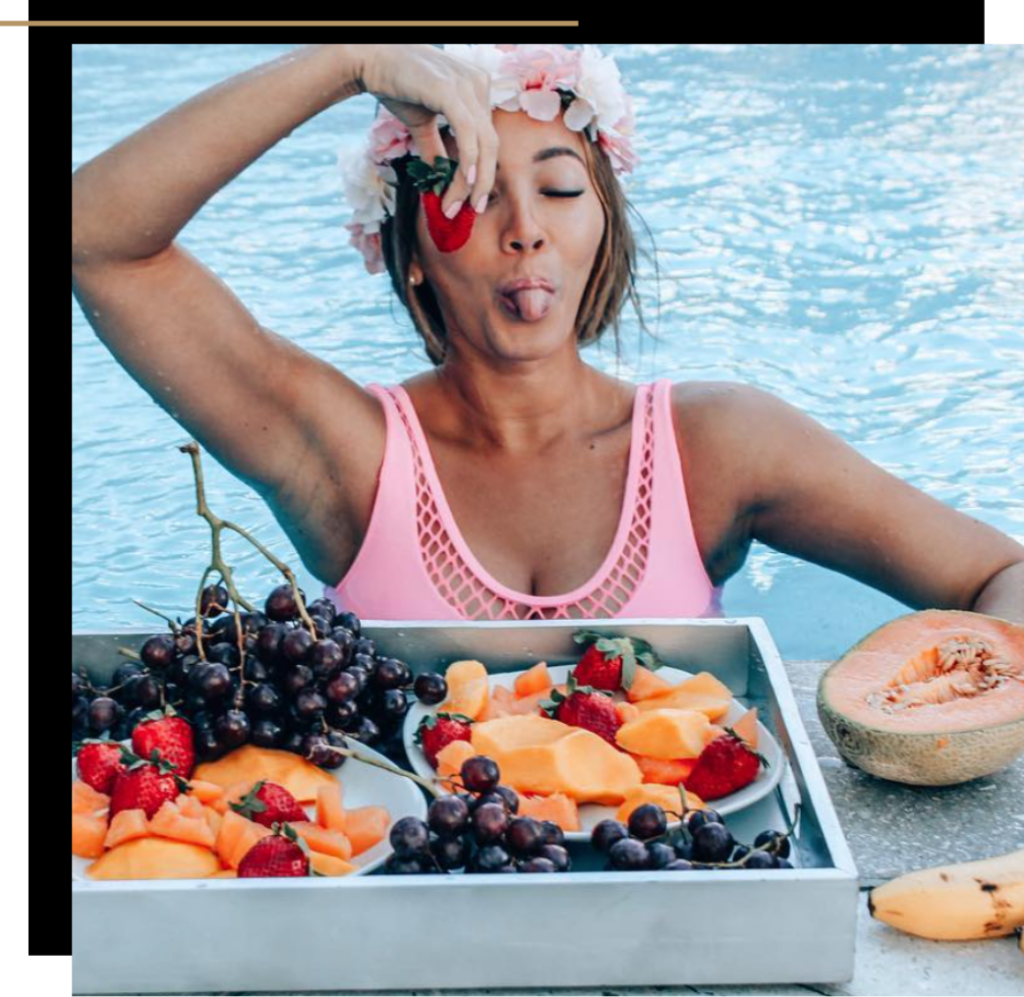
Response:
[485,190,584,205]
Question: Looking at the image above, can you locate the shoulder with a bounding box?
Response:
[669,380,803,517]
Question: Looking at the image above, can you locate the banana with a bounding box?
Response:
[868,846,1024,941]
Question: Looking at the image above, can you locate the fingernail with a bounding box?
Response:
[444,199,464,220]
[466,164,477,186]
[475,195,488,215]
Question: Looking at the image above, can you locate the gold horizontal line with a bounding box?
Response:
[3,20,580,26]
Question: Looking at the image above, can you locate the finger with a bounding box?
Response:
[438,99,483,217]
[472,120,500,215]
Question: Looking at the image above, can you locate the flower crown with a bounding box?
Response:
[338,43,639,275]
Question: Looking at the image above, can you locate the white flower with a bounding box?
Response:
[571,45,628,138]
[338,143,395,233]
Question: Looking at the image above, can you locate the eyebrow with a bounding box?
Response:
[494,147,586,172]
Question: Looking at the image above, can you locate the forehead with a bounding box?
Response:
[442,109,587,165]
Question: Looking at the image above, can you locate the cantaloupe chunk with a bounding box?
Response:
[193,745,336,803]
[72,812,109,858]
[87,837,221,880]
[632,672,733,720]
[149,800,217,849]
[616,709,714,759]
[316,783,346,833]
[435,739,477,788]
[517,792,581,831]
[731,706,759,749]
[615,784,705,824]
[615,701,641,724]
[630,753,698,786]
[290,821,353,861]
[343,805,390,857]
[439,660,490,720]
[72,780,111,816]
[104,808,150,850]
[310,852,358,877]
[627,666,676,702]
[514,662,551,698]
[186,779,225,805]
[215,809,272,869]
[175,793,208,821]
[203,805,223,838]
[472,717,643,805]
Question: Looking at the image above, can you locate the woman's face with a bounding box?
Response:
[413,108,606,367]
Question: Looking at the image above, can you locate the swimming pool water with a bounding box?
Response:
[72,44,1024,661]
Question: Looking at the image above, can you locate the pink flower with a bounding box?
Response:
[368,107,414,165]
[499,45,582,122]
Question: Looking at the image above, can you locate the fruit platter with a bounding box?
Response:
[403,644,786,842]
[73,446,857,993]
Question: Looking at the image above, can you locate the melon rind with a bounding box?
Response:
[817,609,1024,786]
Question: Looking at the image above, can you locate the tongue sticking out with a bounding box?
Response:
[503,288,553,322]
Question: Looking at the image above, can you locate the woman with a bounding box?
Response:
[71,44,1024,624]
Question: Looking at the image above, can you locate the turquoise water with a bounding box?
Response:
[72,44,1024,661]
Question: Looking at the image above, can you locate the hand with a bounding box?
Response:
[357,44,498,218]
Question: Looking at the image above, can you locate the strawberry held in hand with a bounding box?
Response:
[407,156,476,253]
[571,630,668,693]
[541,675,622,747]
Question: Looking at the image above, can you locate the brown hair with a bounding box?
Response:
[378,125,663,368]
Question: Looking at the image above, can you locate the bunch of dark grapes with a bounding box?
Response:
[591,804,795,871]
[382,755,571,875]
[72,582,432,770]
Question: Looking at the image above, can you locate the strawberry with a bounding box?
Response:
[230,780,307,828]
[109,748,190,820]
[406,156,476,253]
[237,822,312,878]
[414,713,474,769]
[74,737,128,794]
[131,706,195,778]
[685,730,768,801]
[540,675,621,747]
[571,630,667,692]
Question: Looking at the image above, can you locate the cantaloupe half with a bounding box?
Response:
[471,715,642,805]
[193,745,336,803]
[818,609,1024,786]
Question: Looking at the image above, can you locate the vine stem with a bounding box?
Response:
[324,742,443,798]
[178,443,318,663]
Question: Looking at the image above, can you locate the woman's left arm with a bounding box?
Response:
[730,386,1024,625]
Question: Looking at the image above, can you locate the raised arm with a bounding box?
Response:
[71,45,374,497]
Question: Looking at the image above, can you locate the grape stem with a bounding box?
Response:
[178,443,319,658]
[323,742,443,798]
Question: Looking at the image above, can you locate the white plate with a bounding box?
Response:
[72,740,426,880]
[403,663,785,843]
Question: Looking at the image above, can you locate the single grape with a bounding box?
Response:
[207,643,240,668]
[539,820,565,847]
[336,611,361,637]
[294,688,327,722]
[200,583,230,617]
[281,629,314,665]
[309,639,345,679]
[325,672,360,704]
[753,829,791,859]
[280,664,314,697]
[536,843,571,872]
[742,850,776,869]
[413,672,447,705]
[431,834,468,870]
[461,756,500,794]
[627,803,668,841]
[140,634,176,671]
[215,709,251,749]
[505,816,545,856]
[325,699,359,730]
[113,663,145,688]
[132,674,164,709]
[352,636,376,659]
[378,688,409,722]
[471,802,509,844]
[646,841,677,869]
[87,696,121,733]
[590,819,629,854]
[518,857,557,873]
[243,656,272,684]
[250,718,284,749]
[427,796,470,838]
[198,662,232,702]
[264,584,303,622]
[691,822,734,863]
[256,623,289,662]
[685,809,723,834]
[608,837,649,871]
[469,843,512,873]
[373,658,411,691]
[390,816,431,859]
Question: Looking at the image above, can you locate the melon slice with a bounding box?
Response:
[104,808,150,850]
[343,805,390,856]
[149,799,217,849]
[615,709,715,759]
[72,780,110,816]
[627,666,675,702]
[616,783,705,824]
[87,837,221,880]
[290,821,353,861]
[629,753,698,786]
[632,672,732,721]
[514,662,552,698]
[316,783,346,833]
[818,609,1024,786]
[72,812,109,859]
[516,792,581,831]
[310,852,358,877]
[435,739,476,789]
[193,745,336,803]
[438,660,490,720]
